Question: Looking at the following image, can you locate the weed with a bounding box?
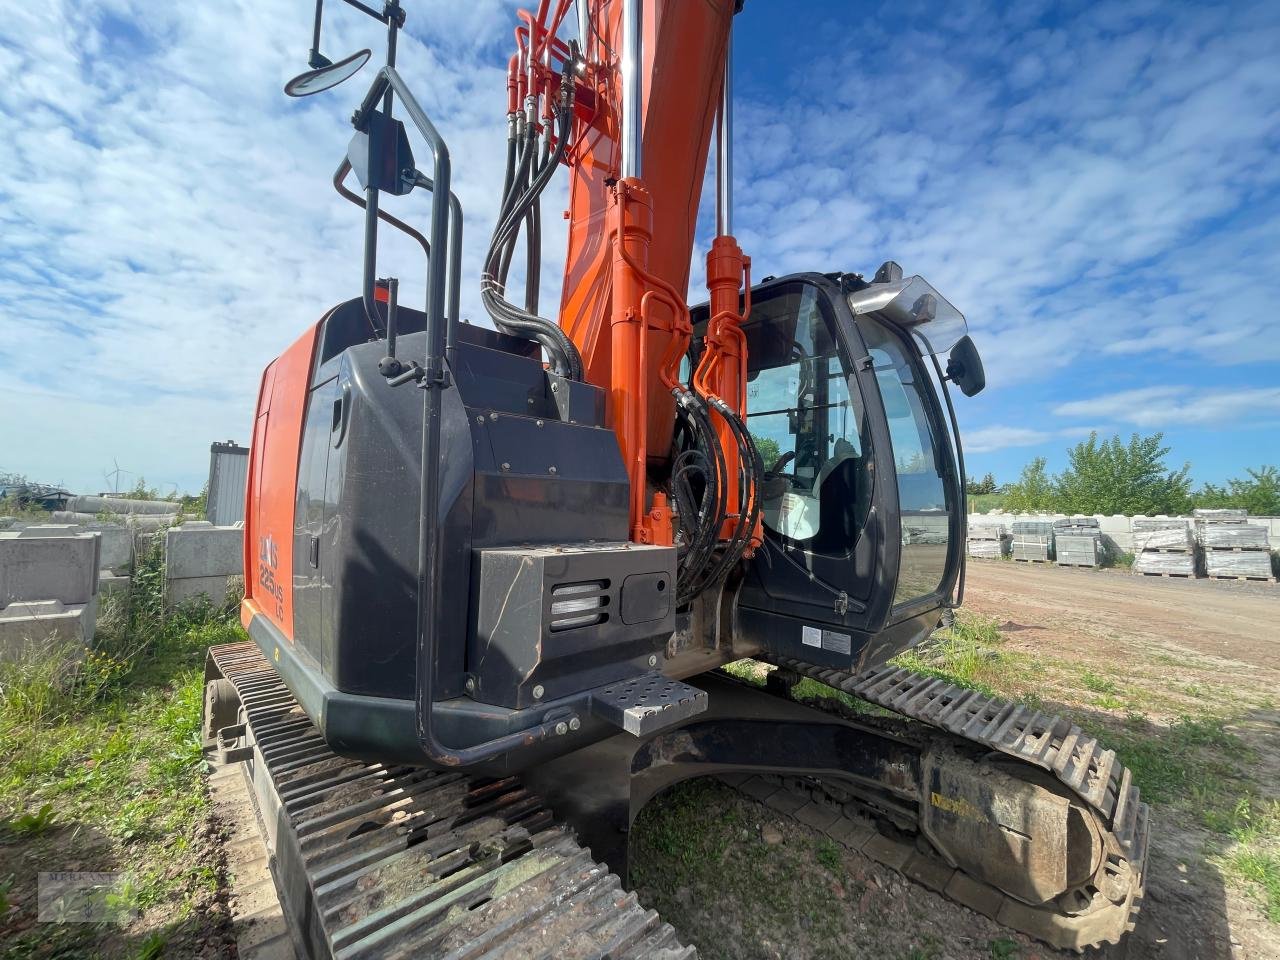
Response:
[1081,671,1118,695]
[132,932,169,960]
[1212,796,1280,923]
[1092,694,1124,710]
[816,838,841,871]
[0,874,12,917]
[0,803,56,839]
[892,611,1015,697]
[720,659,769,687]
[989,938,1019,959]
[0,537,243,956]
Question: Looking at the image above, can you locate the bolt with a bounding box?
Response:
[532,684,544,699]
[551,382,559,392]
[536,419,544,427]
[489,411,498,421]
[475,415,485,425]
[501,462,511,471]
[549,466,558,474]
[569,717,581,731]
[527,397,535,405]
[465,677,476,693]
[555,721,568,736]
[648,655,658,667]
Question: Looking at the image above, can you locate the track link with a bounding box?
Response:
[768,658,1151,952]
[207,643,694,960]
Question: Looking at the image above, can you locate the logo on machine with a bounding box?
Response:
[258,534,285,621]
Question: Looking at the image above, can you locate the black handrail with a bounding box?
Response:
[352,66,574,767]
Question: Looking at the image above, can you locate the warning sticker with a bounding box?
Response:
[821,629,852,655]
[801,625,822,648]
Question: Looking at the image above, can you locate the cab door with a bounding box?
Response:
[728,274,961,670]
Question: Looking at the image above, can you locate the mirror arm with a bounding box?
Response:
[339,0,393,24]
[308,0,327,67]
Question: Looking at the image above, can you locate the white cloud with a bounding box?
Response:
[0,0,544,491]
[1053,387,1280,427]
[1,0,1279,491]
[964,425,1052,453]
[725,0,1280,384]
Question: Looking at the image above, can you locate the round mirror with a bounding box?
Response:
[284,48,372,97]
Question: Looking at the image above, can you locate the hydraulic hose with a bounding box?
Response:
[481,96,584,380]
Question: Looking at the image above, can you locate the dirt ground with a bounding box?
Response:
[630,562,1280,960]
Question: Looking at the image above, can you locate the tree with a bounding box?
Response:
[966,472,998,496]
[1002,457,1057,512]
[1193,466,1280,516]
[1055,432,1190,516]
[751,434,783,471]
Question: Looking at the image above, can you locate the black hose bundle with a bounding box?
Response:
[668,386,764,606]
[481,91,584,381]
[670,388,726,605]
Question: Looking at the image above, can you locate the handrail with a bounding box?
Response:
[352,65,575,767]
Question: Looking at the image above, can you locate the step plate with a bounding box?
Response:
[589,673,708,737]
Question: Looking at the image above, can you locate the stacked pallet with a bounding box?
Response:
[1011,520,1054,563]
[1053,517,1103,567]
[1195,509,1274,581]
[967,523,1009,559]
[1132,518,1196,577]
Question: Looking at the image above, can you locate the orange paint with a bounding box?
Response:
[241,321,319,640]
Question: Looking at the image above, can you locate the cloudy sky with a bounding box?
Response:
[2,0,1278,495]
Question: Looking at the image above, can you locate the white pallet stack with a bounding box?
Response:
[1011,521,1054,563]
[967,524,1009,559]
[1195,510,1275,582]
[1053,517,1103,568]
[1132,518,1197,578]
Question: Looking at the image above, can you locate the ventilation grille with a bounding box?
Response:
[549,579,610,631]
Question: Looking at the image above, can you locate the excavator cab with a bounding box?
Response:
[691,268,977,674]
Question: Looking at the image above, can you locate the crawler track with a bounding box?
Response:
[768,658,1151,951]
[207,643,693,960]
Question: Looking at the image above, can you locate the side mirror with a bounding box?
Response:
[946,335,986,397]
[285,48,372,97]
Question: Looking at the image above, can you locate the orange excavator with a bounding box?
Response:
[201,1,1148,955]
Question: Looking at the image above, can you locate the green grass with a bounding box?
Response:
[0,533,243,958]
[1215,797,1280,923]
[890,611,1025,698]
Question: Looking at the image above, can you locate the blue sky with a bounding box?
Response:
[1,0,1277,494]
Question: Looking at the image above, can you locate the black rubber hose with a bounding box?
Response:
[480,103,583,379]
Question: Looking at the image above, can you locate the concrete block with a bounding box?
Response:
[0,598,96,664]
[166,574,232,607]
[166,525,243,579]
[16,524,82,537]
[89,527,134,574]
[99,572,131,597]
[0,533,101,606]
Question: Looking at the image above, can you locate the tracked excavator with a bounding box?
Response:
[202,1,1149,955]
